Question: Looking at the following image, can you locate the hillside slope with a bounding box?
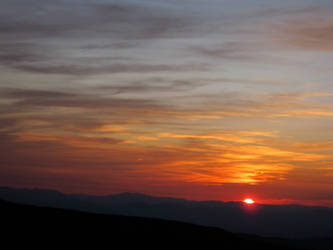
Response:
[1,199,300,249]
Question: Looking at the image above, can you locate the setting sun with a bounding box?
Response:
[243,198,255,204]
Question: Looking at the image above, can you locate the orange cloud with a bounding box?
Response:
[159,130,278,144]
[137,136,159,141]
[292,141,333,151]
[93,125,128,133]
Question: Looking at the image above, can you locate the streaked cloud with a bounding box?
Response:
[1,0,333,206]
[275,6,333,51]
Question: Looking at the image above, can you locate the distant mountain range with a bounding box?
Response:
[1,186,333,240]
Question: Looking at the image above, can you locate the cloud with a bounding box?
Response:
[16,132,125,149]
[275,7,333,51]
[1,1,332,202]
[0,41,208,76]
[12,63,208,76]
[0,88,166,109]
[158,130,278,144]
[3,87,333,124]
[91,2,194,40]
[291,141,333,151]
[283,24,333,51]
[1,88,76,99]
[0,42,49,65]
[0,117,19,130]
[0,0,208,75]
[98,78,204,94]
[0,1,197,41]
[193,42,254,61]
[0,87,225,136]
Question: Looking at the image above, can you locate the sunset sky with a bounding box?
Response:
[1,0,333,207]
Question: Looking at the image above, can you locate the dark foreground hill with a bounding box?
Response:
[1,199,301,249]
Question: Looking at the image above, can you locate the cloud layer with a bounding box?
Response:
[1,0,333,206]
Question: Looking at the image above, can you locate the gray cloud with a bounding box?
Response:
[193,42,254,61]
[1,88,76,99]
[91,3,193,40]
[0,0,206,76]
[0,42,208,76]
[0,40,208,76]
[0,1,194,40]
[0,42,49,65]
[0,88,169,114]
[98,78,205,95]
[0,118,19,131]
[12,63,209,76]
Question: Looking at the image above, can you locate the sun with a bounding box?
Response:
[243,198,255,204]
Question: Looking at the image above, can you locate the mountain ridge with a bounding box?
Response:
[0,198,304,249]
[1,186,333,239]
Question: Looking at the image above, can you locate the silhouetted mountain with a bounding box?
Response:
[1,186,333,240]
[0,199,308,249]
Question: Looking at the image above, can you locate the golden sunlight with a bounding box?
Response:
[243,198,255,204]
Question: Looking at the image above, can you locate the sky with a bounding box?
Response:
[1,0,333,207]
